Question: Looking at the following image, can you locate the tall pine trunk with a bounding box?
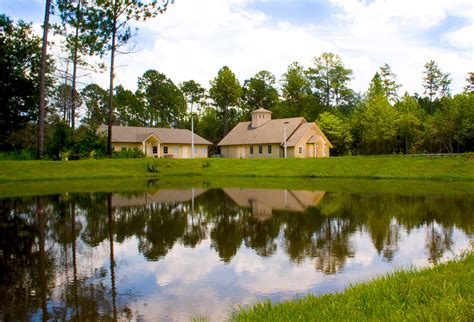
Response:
[37,0,52,159]
[107,3,117,156]
[70,0,81,130]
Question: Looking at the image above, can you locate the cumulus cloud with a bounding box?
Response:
[8,0,471,95]
[105,0,471,96]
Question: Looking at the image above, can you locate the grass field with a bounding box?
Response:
[0,154,473,183]
[231,251,474,321]
[2,176,474,198]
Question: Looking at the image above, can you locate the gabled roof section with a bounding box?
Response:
[314,123,333,148]
[136,133,160,143]
[285,123,313,147]
[218,117,305,146]
[97,125,212,145]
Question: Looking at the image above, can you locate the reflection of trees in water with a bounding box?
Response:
[1,189,473,318]
[0,197,55,321]
[382,220,401,261]
[243,216,281,257]
[319,193,472,263]
[138,204,187,261]
[280,207,355,274]
[313,218,355,274]
[6,191,473,267]
[426,223,454,264]
[0,195,133,320]
[209,191,246,262]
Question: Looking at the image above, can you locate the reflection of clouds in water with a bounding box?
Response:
[113,237,157,274]
[153,240,221,286]
[233,249,265,274]
[67,206,472,321]
[132,284,242,322]
[232,248,326,294]
[396,227,428,267]
[347,232,377,267]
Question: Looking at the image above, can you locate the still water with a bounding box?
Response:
[1,185,472,321]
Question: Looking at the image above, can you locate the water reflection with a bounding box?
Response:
[0,187,472,320]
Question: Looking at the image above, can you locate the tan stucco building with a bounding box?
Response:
[218,108,332,158]
[98,125,212,158]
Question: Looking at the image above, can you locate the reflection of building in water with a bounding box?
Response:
[111,189,207,207]
[223,188,326,221]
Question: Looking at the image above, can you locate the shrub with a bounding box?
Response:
[147,162,159,173]
[202,160,211,168]
[0,149,36,160]
[113,148,144,159]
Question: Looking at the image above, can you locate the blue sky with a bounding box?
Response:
[1,0,472,95]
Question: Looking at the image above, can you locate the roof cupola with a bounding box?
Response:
[251,108,272,128]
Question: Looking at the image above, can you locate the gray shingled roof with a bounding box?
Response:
[217,117,305,146]
[285,123,313,146]
[98,125,212,145]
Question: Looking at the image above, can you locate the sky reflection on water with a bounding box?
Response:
[1,187,472,321]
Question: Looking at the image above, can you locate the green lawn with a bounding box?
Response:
[231,251,474,321]
[0,154,473,182]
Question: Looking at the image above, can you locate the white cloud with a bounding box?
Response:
[111,0,335,91]
[105,0,472,96]
[442,25,474,49]
[15,0,472,98]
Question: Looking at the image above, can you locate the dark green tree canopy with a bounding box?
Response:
[81,83,108,129]
[242,70,279,114]
[306,52,353,109]
[138,69,186,128]
[209,66,242,136]
[0,15,52,150]
[179,80,206,114]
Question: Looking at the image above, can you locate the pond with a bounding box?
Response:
[1,181,473,321]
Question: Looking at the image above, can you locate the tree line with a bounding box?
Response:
[1,8,473,159]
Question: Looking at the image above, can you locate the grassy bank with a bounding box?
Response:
[2,176,474,198]
[0,154,473,183]
[232,251,474,321]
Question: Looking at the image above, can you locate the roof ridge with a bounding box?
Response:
[284,119,306,144]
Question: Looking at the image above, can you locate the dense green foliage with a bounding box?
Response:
[232,251,474,321]
[0,15,44,151]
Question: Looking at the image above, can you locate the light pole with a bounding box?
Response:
[283,121,289,158]
[191,101,194,159]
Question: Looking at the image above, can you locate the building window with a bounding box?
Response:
[194,147,198,154]
[121,146,127,151]
[202,148,207,154]
[163,146,168,154]
[258,146,263,154]
[174,146,179,155]
[268,145,272,154]
[250,146,254,154]
[152,146,158,154]
[299,146,303,154]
